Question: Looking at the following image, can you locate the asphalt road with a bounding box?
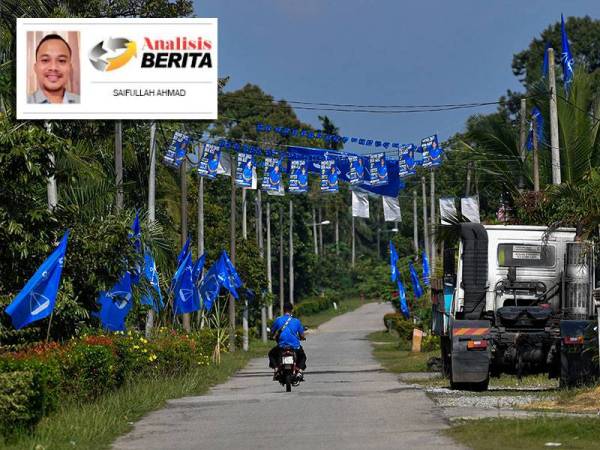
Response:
[113,302,464,450]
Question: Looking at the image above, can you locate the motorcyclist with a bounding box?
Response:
[268,303,307,379]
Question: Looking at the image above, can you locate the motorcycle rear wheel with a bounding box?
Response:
[285,373,292,392]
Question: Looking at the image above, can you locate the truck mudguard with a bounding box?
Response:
[460,223,488,320]
[451,319,491,384]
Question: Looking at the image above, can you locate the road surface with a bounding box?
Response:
[113,302,463,450]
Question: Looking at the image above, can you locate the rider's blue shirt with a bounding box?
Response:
[272,314,304,349]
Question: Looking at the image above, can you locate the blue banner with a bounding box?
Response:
[262,157,283,192]
[421,135,443,168]
[173,252,200,315]
[397,279,410,319]
[141,251,163,312]
[527,107,544,151]
[235,153,254,188]
[5,231,69,330]
[163,132,190,168]
[346,154,365,185]
[198,143,221,179]
[97,271,133,332]
[422,250,430,286]
[288,159,309,193]
[561,14,575,91]
[398,144,417,178]
[369,153,388,186]
[390,241,399,282]
[320,160,339,193]
[409,261,424,299]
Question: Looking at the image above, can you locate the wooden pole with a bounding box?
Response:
[532,113,540,192]
[413,190,419,254]
[145,121,157,338]
[312,207,318,256]
[257,190,267,342]
[548,47,561,185]
[115,121,123,212]
[242,189,247,240]
[228,158,237,351]
[519,98,527,189]
[421,176,429,260]
[198,176,204,255]
[465,162,472,197]
[279,209,284,315]
[318,207,324,256]
[351,215,356,267]
[266,201,273,319]
[430,170,436,274]
[289,199,294,305]
[45,122,58,210]
[335,209,339,256]
[180,159,190,333]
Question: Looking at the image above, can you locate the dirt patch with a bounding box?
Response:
[525,386,600,413]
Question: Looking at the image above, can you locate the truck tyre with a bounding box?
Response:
[441,337,451,378]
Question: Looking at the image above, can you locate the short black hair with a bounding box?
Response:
[36,34,72,59]
[283,303,293,313]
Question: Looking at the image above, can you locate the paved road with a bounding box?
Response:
[113,302,464,450]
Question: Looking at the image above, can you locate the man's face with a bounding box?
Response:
[34,38,72,93]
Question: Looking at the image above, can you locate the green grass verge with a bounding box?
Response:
[447,417,600,450]
[0,341,270,450]
[299,297,372,329]
[368,330,438,373]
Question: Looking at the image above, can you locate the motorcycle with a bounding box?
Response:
[275,346,303,392]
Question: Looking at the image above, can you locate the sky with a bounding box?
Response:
[195,0,598,149]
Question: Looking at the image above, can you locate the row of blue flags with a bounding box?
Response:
[389,242,432,319]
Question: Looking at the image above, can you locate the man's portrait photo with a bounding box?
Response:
[27,31,80,104]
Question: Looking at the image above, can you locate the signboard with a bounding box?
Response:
[235,153,254,188]
[320,160,339,193]
[198,143,220,179]
[163,132,190,168]
[262,157,282,192]
[288,159,309,193]
[420,135,443,168]
[398,144,417,178]
[369,153,388,186]
[17,18,218,119]
[347,155,365,185]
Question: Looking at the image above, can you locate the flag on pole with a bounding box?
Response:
[527,107,544,150]
[198,259,223,311]
[173,251,199,315]
[97,271,133,332]
[218,251,243,299]
[408,261,424,299]
[397,278,410,319]
[382,196,401,222]
[461,196,480,223]
[129,211,142,285]
[5,231,69,330]
[561,14,575,91]
[422,250,430,286]
[351,190,370,218]
[389,241,399,282]
[542,42,550,77]
[192,254,206,285]
[141,250,163,312]
[439,197,457,225]
[177,237,191,266]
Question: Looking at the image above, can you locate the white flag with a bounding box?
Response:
[382,196,401,222]
[461,196,480,223]
[439,197,457,225]
[217,152,231,176]
[352,191,369,218]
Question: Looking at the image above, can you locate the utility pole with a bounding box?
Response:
[422,176,429,260]
[266,201,273,320]
[228,158,237,351]
[312,207,318,256]
[335,209,339,256]
[413,190,419,254]
[318,207,324,256]
[532,112,541,192]
[45,122,58,210]
[430,170,436,275]
[145,121,157,338]
[279,209,284,315]
[351,215,356,267]
[115,121,124,212]
[198,176,204,255]
[519,98,527,189]
[257,190,267,342]
[289,199,294,305]
[242,189,247,240]
[180,159,190,333]
[548,47,561,185]
[242,188,248,352]
[465,162,472,197]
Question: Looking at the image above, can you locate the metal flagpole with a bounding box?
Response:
[146,121,157,337]
[335,209,339,256]
[430,170,436,275]
[422,176,429,261]
[351,214,356,267]
[242,189,247,240]
[548,47,561,185]
[180,158,190,332]
[266,201,273,319]
[312,207,318,256]
[257,190,267,342]
[413,190,418,254]
[242,188,249,352]
[279,209,284,315]
[319,207,324,256]
[289,199,294,305]
[115,120,124,212]
[229,157,237,351]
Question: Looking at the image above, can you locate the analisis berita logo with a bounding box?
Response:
[89,38,137,72]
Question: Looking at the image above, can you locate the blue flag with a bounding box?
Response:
[527,107,544,151]
[408,261,423,299]
[192,254,206,286]
[141,251,163,312]
[177,238,191,266]
[561,14,575,91]
[5,231,69,330]
[218,251,243,299]
[173,251,200,315]
[198,259,223,311]
[97,271,133,332]
[397,278,410,319]
[422,250,430,286]
[542,42,550,77]
[389,241,399,282]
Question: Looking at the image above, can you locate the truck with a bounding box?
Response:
[432,223,599,390]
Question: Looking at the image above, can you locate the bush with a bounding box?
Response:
[383,312,414,341]
[294,294,334,316]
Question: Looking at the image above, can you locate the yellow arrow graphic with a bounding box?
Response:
[106,41,137,71]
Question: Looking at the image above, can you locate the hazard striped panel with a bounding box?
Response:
[453,327,490,336]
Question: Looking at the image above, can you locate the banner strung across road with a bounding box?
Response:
[320,160,339,193]
[288,159,309,193]
[198,143,221,179]
[235,153,254,188]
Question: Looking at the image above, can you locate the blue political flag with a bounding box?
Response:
[140,251,163,312]
[177,238,191,266]
[389,241,399,282]
[192,254,206,285]
[198,259,222,311]
[97,271,133,332]
[218,251,243,299]
[561,14,575,91]
[408,261,424,299]
[5,231,69,330]
[526,107,544,151]
[542,42,550,77]
[129,211,142,285]
[397,278,410,319]
[422,250,430,286]
[173,252,200,315]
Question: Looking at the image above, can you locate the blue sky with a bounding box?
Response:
[195,0,598,148]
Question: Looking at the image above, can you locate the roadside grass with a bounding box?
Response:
[300,297,372,329]
[447,417,600,450]
[0,341,270,450]
[525,384,600,413]
[368,330,437,373]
